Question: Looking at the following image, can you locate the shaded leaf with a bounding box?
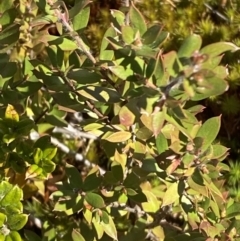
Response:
[65,163,83,189]
[78,86,121,103]
[85,192,105,209]
[24,230,42,241]
[67,69,101,84]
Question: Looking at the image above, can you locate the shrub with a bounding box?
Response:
[0,0,239,241]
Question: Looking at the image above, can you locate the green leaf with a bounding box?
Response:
[111,10,125,28]
[78,86,121,103]
[100,27,116,61]
[135,127,153,140]
[24,230,42,241]
[26,165,43,179]
[0,0,13,13]
[15,118,35,135]
[151,111,165,137]
[103,131,131,143]
[188,173,208,197]
[101,215,118,240]
[33,148,43,165]
[84,208,93,225]
[0,24,19,46]
[226,203,240,218]
[195,116,221,153]
[45,114,68,128]
[65,163,82,189]
[142,24,168,47]
[122,26,135,44]
[0,8,17,27]
[52,92,84,111]
[129,2,147,36]
[101,210,109,224]
[142,191,159,212]
[42,159,56,173]
[7,214,28,230]
[200,42,240,57]
[92,216,104,239]
[48,36,78,51]
[67,69,101,84]
[156,133,168,154]
[1,184,23,207]
[34,135,51,150]
[109,65,134,80]
[72,6,90,31]
[145,51,161,79]
[54,195,83,215]
[111,162,124,183]
[178,35,202,58]
[85,192,105,209]
[211,145,229,159]
[72,229,86,241]
[5,231,22,241]
[191,77,228,101]
[162,182,180,207]
[23,57,34,76]
[43,147,57,160]
[5,104,19,122]
[68,0,90,18]
[0,213,6,226]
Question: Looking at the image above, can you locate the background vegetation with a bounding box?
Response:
[0,0,240,241]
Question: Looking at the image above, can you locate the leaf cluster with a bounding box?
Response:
[0,0,239,241]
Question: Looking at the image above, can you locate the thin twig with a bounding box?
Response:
[53,7,96,64]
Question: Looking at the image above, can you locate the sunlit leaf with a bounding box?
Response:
[103,131,131,143]
[195,116,221,153]
[162,182,180,207]
[101,215,118,240]
[72,229,86,241]
[200,42,240,57]
[178,35,202,58]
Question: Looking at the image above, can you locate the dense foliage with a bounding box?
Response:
[0,0,240,241]
[85,0,240,201]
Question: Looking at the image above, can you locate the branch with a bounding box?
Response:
[53,124,98,140]
[51,2,96,64]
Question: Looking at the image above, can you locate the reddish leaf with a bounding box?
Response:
[119,106,135,126]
